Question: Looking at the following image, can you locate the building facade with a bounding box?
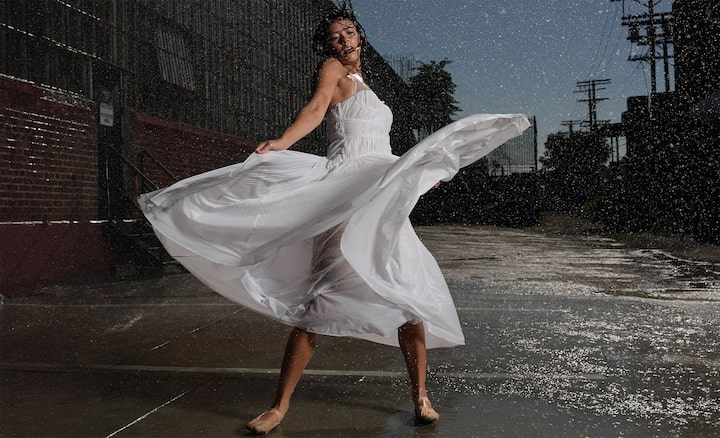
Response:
[0,0,413,292]
[622,0,719,157]
[485,116,537,175]
[615,0,719,241]
[673,0,720,107]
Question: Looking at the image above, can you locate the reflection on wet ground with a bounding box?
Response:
[443,277,720,435]
[637,249,720,293]
[420,226,720,436]
[1,225,719,437]
[422,225,720,300]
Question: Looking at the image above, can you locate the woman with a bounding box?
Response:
[139,8,529,436]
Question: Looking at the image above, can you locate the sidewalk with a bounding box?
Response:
[2,225,719,437]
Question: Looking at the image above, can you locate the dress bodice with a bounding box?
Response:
[325,74,394,168]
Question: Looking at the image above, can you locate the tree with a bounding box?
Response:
[409,59,460,136]
[540,131,611,211]
[540,131,610,172]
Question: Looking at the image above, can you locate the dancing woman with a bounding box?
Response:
[139,7,529,436]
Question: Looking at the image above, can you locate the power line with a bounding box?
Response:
[575,79,611,131]
[587,5,621,79]
[610,0,674,94]
[561,120,584,134]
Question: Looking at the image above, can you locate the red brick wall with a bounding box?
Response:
[0,77,256,294]
[131,112,255,190]
[0,222,116,293]
[0,77,99,222]
[1,77,114,294]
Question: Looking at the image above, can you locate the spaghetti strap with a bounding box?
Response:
[350,73,368,92]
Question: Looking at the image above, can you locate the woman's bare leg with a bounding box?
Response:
[398,321,428,400]
[248,226,340,433]
[247,327,317,434]
[272,327,318,412]
[398,321,439,422]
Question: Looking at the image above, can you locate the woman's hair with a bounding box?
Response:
[312,6,367,57]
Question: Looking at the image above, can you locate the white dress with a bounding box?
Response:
[138,74,529,349]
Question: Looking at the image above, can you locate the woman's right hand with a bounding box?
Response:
[255,58,344,155]
[256,139,286,154]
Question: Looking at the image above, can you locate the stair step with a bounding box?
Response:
[108,217,185,275]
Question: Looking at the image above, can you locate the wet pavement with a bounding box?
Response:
[2,225,720,437]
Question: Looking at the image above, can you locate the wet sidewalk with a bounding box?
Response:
[2,225,720,437]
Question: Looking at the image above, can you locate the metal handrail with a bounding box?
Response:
[138,149,179,185]
[105,143,160,193]
[101,144,183,271]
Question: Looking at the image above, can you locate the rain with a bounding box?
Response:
[1,0,720,436]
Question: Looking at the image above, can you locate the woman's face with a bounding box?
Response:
[326,18,361,63]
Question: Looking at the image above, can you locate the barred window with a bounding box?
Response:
[156,27,195,91]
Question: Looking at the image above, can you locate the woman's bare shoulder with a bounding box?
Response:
[318,57,347,77]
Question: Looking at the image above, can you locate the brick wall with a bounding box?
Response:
[1,76,114,294]
[0,77,98,221]
[0,76,257,294]
[131,112,255,190]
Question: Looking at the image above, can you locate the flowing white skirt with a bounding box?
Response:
[138,114,530,348]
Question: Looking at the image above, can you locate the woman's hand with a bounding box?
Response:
[256,139,286,154]
[255,60,343,155]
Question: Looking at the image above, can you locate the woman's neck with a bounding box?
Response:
[343,63,361,75]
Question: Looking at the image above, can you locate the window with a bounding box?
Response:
[155,27,195,91]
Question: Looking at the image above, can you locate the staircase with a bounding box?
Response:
[103,145,184,276]
[106,218,184,275]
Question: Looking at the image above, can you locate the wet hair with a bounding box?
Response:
[312,6,367,57]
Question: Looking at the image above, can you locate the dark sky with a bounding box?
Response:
[353,0,674,157]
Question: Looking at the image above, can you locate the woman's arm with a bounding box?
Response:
[256,59,346,154]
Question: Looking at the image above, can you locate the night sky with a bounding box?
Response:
[352,0,674,158]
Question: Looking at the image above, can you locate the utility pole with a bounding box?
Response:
[610,0,674,93]
[561,120,584,134]
[575,79,611,132]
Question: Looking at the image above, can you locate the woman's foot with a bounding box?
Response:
[415,396,440,424]
[246,408,284,435]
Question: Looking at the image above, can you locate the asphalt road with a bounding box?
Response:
[1,225,719,437]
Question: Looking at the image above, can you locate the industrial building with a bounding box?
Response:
[0,0,413,292]
[485,116,537,175]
